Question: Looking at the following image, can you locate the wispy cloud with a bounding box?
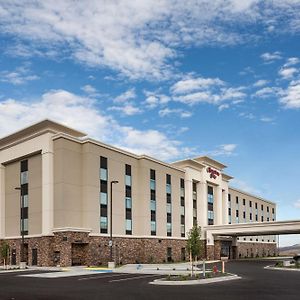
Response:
[108,104,143,116]
[280,80,300,109]
[171,75,246,106]
[0,65,39,85]
[261,51,282,63]
[254,79,269,87]
[278,67,298,79]
[203,144,238,157]
[0,90,192,160]
[158,108,192,118]
[1,1,300,80]
[113,89,136,104]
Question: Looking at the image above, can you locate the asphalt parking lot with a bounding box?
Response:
[0,260,299,300]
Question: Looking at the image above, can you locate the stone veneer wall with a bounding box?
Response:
[0,233,278,267]
[237,242,277,258]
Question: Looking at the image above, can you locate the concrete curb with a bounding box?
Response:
[149,274,241,286]
[264,265,300,272]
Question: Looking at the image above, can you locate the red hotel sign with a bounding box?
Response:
[207,167,220,179]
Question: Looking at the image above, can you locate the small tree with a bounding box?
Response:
[1,243,10,269]
[186,223,203,276]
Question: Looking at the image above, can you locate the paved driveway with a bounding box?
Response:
[0,260,299,300]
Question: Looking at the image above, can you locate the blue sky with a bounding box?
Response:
[0,1,299,246]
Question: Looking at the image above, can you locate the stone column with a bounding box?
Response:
[184,179,193,233]
[206,230,215,260]
[0,164,5,238]
[232,236,238,259]
[197,182,208,234]
[42,151,54,236]
[215,186,223,225]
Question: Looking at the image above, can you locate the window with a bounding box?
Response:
[243,199,246,206]
[150,169,156,235]
[166,174,172,236]
[236,196,239,204]
[20,160,29,236]
[100,216,107,231]
[193,181,197,226]
[125,164,132,235]
[249,201,252,208]
[207,186,214,225]
[100,157,108,233]
[151,221,156,235]
[100,192,107,205]
[100,168,107,181]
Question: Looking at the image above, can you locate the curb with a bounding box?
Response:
[264,265,300,272]
[149,274,241,286]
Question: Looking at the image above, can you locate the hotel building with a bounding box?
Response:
[0,120,277,266]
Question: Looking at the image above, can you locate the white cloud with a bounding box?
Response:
[0,65,39,85]
[254,79,269,87]
[218,104,230,111]
[114,89,136,104]
[158,108,192,118]
[294,199,300,209]
[278,67,298,79]
[0,90,191,160]
[280,80,300,109]
[170,76,225,94]
[261,51,282,62]
[260,117,275,123]
[171,76,246,106]
[81,85,97,94]
[239,112,255,120]
[253,87,282,98]
[284,57,300,67]
[108,104,142,116]
[144,92,170,109]
[203,144,238,157]
[2,1,300,80]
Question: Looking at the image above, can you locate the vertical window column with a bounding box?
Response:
[100,156,108,233]
[255,202,258,221]
[207,186,214,225]
[150,169,156,235]
[192,182,197,226]
[180,179,185,237]
[166,174,172,237]
[20,160,28,236]
[228,194,231,224]
[125,164,132,235]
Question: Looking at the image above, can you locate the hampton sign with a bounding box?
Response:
[206,167,220,179]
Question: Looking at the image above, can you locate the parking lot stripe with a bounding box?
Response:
[109,274,160,283]
[78,273,129,281]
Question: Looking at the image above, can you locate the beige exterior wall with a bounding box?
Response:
[53,137,185,238]
[4,154,42,237]
[228,187,276,243]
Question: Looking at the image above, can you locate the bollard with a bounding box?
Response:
[202,260,206,278]
[222,261,225,273]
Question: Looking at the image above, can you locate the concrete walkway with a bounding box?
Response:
[1,261,220,278]
[114,260,219,275]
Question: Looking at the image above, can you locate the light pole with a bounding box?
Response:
[109,180,119,264]
[15,187,25,266]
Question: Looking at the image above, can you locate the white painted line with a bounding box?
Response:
[110,274,160,283]
[78,273,129,281]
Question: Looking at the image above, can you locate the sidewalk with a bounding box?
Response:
[115,260,220,275]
